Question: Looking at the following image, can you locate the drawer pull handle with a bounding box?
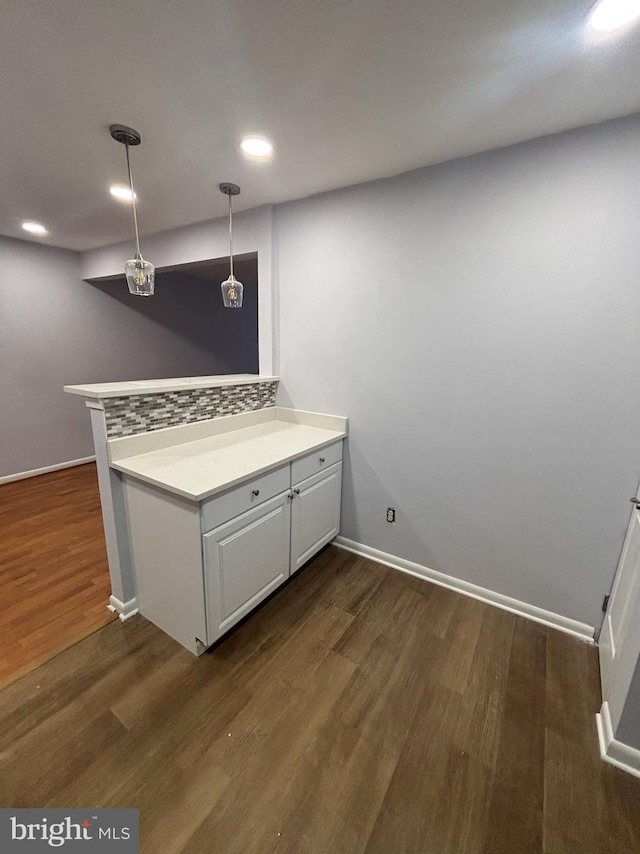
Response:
[252,489,260,497]
[319,457,326,464]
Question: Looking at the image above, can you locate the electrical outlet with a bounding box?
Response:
[386,507,396,523]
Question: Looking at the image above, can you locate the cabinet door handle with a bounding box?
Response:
[293,488,300,495]
[252,489,260,497]
[319,457,326,464]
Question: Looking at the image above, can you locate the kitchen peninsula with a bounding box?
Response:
[64,375,347,654]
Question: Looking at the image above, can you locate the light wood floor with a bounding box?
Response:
[0,464,115,689]
[1,544,639,853]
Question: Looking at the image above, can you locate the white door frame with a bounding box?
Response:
[596,499,640,778]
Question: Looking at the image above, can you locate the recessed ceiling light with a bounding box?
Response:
[110,184,137,201]
[240,136,274,159]
[589,0,640,32]
[22,221,48,235]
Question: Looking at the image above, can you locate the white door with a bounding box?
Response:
[290,462,342,575]
[600,498,640,708]
[203,491,291,643]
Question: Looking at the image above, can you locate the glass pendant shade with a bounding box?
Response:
[110,125,155,298]
[221,274,243,308]
[125,256,155,297]
[219,182,243,308]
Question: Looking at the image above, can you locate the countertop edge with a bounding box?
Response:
[111,431,346,501]
[64,374,280,399]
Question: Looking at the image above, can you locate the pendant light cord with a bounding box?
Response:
[228,192,234,279]
[125,141,142,259]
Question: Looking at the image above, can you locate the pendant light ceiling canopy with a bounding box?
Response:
[219,182,243,309]
[110,124,155,297]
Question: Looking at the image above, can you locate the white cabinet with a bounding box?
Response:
[124,439,344,654]
[202,447,343,643]
[203,455,343,642]
[203,492,291,642]
[290,463,342,575]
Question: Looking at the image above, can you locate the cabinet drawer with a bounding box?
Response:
[201,464,290,532]
[291,440,343,485]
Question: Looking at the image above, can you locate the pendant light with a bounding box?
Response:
[219,182,243,308]
[110,124,155,297]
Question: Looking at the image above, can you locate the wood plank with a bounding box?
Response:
[180,651,359,854]
[431,593,487,694]
[453,604,516,769]
[0,542,638,853]
[481,618,546,853]
[0,463,115,689]
[363,685,465,853]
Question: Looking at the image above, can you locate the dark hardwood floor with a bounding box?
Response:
[0,464,115,689]
[1,544,639,853]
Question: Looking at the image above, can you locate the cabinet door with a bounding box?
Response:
[290,462,342,575]
[203,492,291,643]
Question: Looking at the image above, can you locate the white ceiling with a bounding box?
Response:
[1,0,639,251]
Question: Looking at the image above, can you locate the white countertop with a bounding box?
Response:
[110,408,347,501]
[64,374,279,399]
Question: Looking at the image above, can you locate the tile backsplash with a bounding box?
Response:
[104,381,277,438]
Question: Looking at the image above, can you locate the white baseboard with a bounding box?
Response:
[596,701,640,779]
[0,456,96,485]
[108,595,139,622]
[333,536,595,643]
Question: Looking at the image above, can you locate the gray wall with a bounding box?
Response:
[80,205,277,376]
[276,113,640,628]
[0,236,257,478]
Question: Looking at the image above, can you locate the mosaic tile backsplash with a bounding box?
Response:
[104,382,277,438]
